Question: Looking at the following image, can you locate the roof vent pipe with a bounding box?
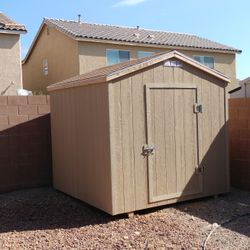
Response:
[78,14,81,23]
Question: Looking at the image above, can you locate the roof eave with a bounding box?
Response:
[75,37,240,54]
[0,29,27,35]
[47,75,106,92]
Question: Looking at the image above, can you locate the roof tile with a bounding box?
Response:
[0,12,27,32]
[45,18,241,53]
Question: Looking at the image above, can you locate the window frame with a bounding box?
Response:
[138,51,155,58]
[193,55,215,69]
[42,58,48,76]
[106,49,131,65]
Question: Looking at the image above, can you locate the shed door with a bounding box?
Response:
[145,84,203,203]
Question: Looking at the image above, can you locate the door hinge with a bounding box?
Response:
[194,103,203,113]
[195,166,204,174]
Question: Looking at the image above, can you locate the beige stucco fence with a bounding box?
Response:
[229,98,250,190]
[0,96,52,193]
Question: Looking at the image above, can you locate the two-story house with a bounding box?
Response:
[22,18,241,93]
[0,12,27,95]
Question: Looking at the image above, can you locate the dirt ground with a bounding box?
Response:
[0,188,249,250]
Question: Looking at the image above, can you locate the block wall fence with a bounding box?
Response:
[0,95,249,193]
[0,96,52,193]
[229,98,250,191]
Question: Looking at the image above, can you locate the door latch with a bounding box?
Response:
[142,144,155,156]
[193,103,203,113]
[195,166,204,174]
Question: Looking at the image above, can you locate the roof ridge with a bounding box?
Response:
[45,17,204,36]
[44,17,79,23]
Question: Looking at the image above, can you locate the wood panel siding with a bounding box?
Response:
[50,54,229,215]
[50,84,113,214]
[109,61,228,214]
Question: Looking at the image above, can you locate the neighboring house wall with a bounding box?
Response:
[78,41,237,84]
[22,25,79,93]
[0,34,22,95]
[231,79,250,98]
[23,25,237,92]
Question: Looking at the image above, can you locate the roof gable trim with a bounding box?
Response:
[107,51,230,83]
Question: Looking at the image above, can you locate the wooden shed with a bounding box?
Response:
[48,50,230,216]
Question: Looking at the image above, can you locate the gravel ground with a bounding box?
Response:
[0,188,249,250]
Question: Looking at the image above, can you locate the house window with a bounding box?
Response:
[193,55,214,69]
[138,51,154,58]
[106,49,130,65]
[42,59,48,75]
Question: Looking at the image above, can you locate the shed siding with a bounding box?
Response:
[51,84,113,213]
[109,62,228,213]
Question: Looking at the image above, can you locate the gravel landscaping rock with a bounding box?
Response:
[0,188,249,249]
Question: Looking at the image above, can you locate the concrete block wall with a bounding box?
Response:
[229,98,250,190]
[0,96,52,193]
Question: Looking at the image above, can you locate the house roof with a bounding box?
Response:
[45,18,241,53]
[241,77,250,84]
[0,12,27,33]
[23,18,241,63]
[47,50,230,92]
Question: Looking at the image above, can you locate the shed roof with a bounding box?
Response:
[47,50,230,92]
[0,12,27,33]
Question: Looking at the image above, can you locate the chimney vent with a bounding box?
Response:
[78,14,81,23]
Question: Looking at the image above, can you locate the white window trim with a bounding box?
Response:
[106,49,131,65]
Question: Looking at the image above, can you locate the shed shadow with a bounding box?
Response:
[171,122,250,238]
[0,187,123,233]
[0,115,52,193]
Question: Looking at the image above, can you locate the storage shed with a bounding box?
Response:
[48,50,230,216]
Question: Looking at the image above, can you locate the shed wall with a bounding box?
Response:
[109,62,229,214]
[50,84,113,213]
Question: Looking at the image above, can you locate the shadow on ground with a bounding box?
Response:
[0,187,249,239]
[0,187,123,233]
[138,188,250,238]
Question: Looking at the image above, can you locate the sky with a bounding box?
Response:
[1,0,249,80]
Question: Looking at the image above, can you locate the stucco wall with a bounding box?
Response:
[22,25,79,93]
[22,25,237,92]
[78,41,237,84]
[0,34,22,95]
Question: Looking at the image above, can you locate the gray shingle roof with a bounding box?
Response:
[0,12,26,32]
[45,18,241,53]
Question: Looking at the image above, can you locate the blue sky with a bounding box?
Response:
[1,0,249,79]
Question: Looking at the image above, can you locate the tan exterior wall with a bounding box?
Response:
[0,34,22,95]
[22,25,79,93]
[23,26,237,93]
[109,63,229,214]
[78,41,236,84]
[50,85,113,214]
